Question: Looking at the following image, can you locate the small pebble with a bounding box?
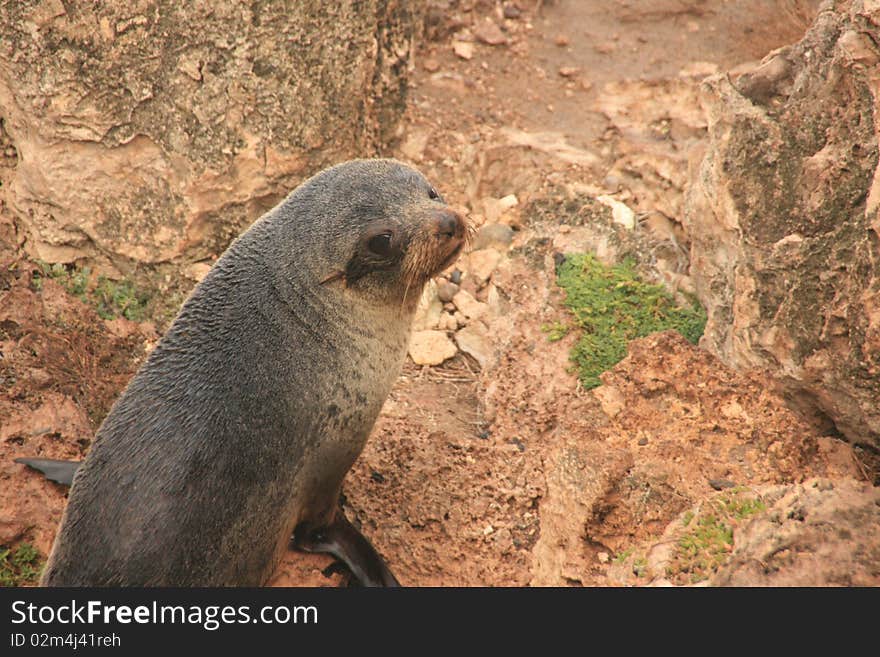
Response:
[450,269,462,285]
[437,280,460,303]
[370,471,385,483]
[708,478,736,491]
[637,437,649,446]
[503,4,521,19]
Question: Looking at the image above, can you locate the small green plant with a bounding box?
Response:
[0,543,42,587]
[720,495,766,520]
[612,548,634,564]
[632,557,647,578]
[554,253,706,388]
[93,276,149,321]
[541,321,569,342]
[668,491,767,583]
[33,262,150,321]
[676,514,734,583]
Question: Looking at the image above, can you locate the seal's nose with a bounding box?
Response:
[435,208,465,240]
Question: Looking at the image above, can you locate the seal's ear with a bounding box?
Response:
[320,270,347,286]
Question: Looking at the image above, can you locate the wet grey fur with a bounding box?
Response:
[42,159,445,586]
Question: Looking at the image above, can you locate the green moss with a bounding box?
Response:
[632,557,647,578]
[719,494,766,521]
[33,262,150,322]
[676,514,734,583]
[612,548,633,564]
[0,543,42,587]
[92,276,149,321]
[555,253,706,388]
[541,321,569,342]
[668,491,767,584]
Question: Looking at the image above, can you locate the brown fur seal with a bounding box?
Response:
[26,158,467,586]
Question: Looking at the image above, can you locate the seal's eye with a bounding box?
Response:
[367,232,394,257]
[428,187,440,200]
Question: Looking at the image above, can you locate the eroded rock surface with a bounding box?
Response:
[686,0,880,447]
[0,1,421,269]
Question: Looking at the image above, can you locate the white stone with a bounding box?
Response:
[597,194,636,230]
[455,321,495,369]
[437,312,459,331]
[452,289,488,320]
[408,330,457,366]
[465,248,503,284]
[412,279,443,331]
[593,385,625,418]
[453,41,474,60]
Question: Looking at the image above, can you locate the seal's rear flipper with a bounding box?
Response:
[14,458,81,486]
[293,512,400,587]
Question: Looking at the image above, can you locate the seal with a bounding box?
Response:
[24,158,467,586]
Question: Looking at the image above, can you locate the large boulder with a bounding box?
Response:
[686,0,880,447]
[0,1,422,268]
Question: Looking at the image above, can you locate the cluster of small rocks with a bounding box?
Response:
[408,196,519,369]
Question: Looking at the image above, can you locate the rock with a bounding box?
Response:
[0,1,419,270]
[465,248,503,284]
[422,58,441,73]
[400,129,429,162]
[452,289,488,320]
[485,283,504,317]
[454,321,495,369]
[502,4,521,20]
[186,262,212,282]
[473,19,507,46]
[593,384,625,418]
[596,195,635,230]
[0,518,27,546]
[437,312,458,331]
[530,442,634,586]
[412,279,443,331]
[408,330,457,366]
[712,479,880,586]
[472,223,514,251]
[436,279,460,303]
[482,194,519,224]
[558,66,580,78]
[453,41,474,60]
[685,4,880,448]
[458,273,480,298]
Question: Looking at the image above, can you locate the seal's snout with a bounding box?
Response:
[401,201,469,290]
[434,208,466,241]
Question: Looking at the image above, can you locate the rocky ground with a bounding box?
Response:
[2,0,878,586]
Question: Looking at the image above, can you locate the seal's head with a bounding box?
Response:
[281,159,469,304]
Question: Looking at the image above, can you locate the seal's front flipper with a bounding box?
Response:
[293,512,400,587]
[15,458,81,486]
